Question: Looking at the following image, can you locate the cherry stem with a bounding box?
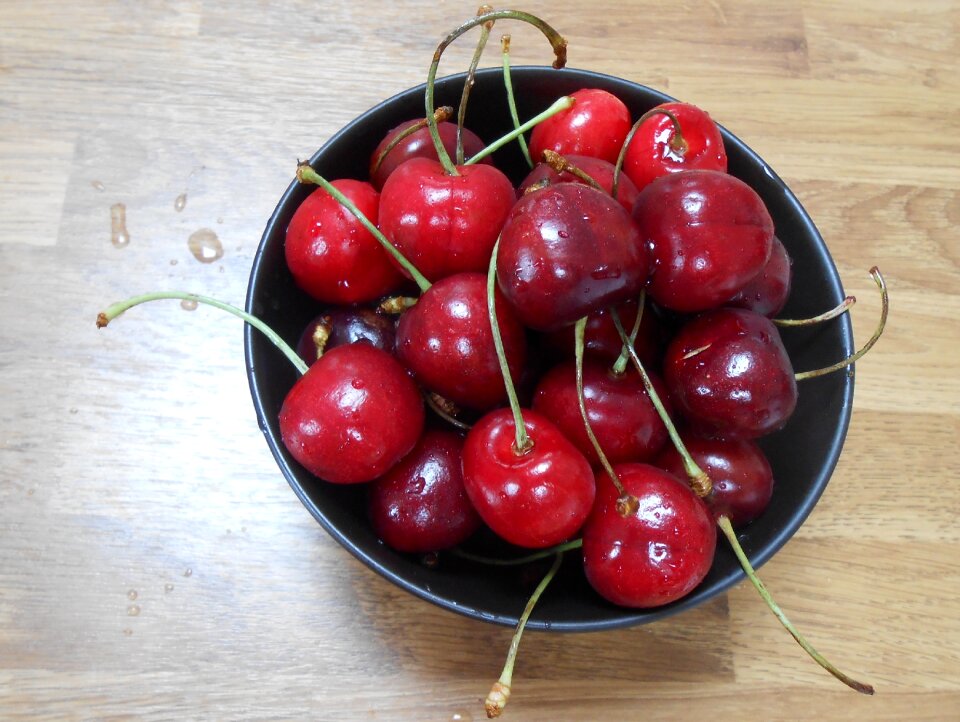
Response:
[500,34,533,169]
[485,552,563,718]
[795,267,887,381]
[425,392,471,431]
[450,539,581,566]
[456,7,495,165]
[612,310,712,497]
[296,164,432,293]
[611,290,646,376]
[775,295,856,327]
[717,516,875,694]
[465,95,575,166]
[426,9,568,176]
[611,107,686,199]
[370,106,453,178]
[96,291,309,376]
[542,150,605,193]
[487,238,531,454]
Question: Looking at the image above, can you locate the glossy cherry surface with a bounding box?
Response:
[378,157,515,283]
[497,183,649,331]
[369,119,488,190]
[633,169,773,313]
[461,408,595,549]
[664,307,798,439]
[296,308,397,365]
[528,88,632,165]
[395,272,526,411]
[367,430,481,553]
[726,236,793,318]
[284,180,405,305]
[517,155,640,213]
[278,343,424,484]
[582,463,716,608]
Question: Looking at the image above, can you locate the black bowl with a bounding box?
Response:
[245,67,854,632]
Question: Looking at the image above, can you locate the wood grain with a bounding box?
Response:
[1,1,958,720]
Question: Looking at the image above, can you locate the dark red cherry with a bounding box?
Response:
[582,463,716,608]
[395,272,527,411]
[528,88,632,165]
[532,359,671,466]
[279,343,424,484]
[725,236,793,318]
[655,435,774,526]
[497,183,650,331]
[518,155,640,212]
[623,102,727,192]
[461,408,595,549]
[369,119,489,191]
[296,307,397,365]
[285,180,405,305]
[664,307,797,439]
[378,157,515,283]
[367,430,481,553]
[633,170,774,313]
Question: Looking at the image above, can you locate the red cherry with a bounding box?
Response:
[532,360,670,466]
[285,180,405,305]
[517,154,640,213]
[296,307,397,365]
[497,183,650,331]
[664,307,798,439]
[528,88,632,165]
[279,343,424,484]
[582,463,716,608]
[395,272,527,411]
[623,102,727,192]
[378,157,516,283]
[367,430,481,553]
[725,236,793,318]
[369,119,489,191]
[461,408,595,549]
[633,169,774,313]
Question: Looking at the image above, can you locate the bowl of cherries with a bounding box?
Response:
[99,8,886,717]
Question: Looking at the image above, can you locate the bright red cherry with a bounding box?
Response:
[663,307,797,439]
[633,169,774,313]
[367,430,481,553]
[279,343,424,484]
[461,408,595,549]
[582,463,716,608]
[497,183,650,331]
[285,180,405,305]
[529,88,632,165]
[726,236,793,317]
[623,101,727,192]
[296,307,397,365]
[378,157,515,283]
[517,154,640,213]
[395,272,527,411]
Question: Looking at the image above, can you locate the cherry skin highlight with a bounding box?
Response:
[725,236,793,318]
[296,308,397,365]
[279,343,424,484]
[518,154,640,213]
[461,408,595,549]
[529,88,632,165]
[582,463,716,608]
[285,179,405,305]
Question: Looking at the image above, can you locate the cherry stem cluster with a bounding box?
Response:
[500,34,533,168]
[456,7,495,165]
[611,107,686,199]
[542,150,605,192]
[370,106,453,178]
[465,96,575,166]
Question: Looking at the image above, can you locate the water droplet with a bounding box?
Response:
[218,265,224,274]
[127,590,138,600]
[69,408,79,414]
[174,193,187,212]
[183,568,192,577]
[226,529,232,534]
[451,712,474,722]
[180,298,198,312]
[170,259,178,266]
[217,217,224,224]
[409,476,427,494]
[110,203,130,247]
[127,604,140,616]
[164,583,174,593]
[92,180,105,192]
[590,265,621,281]
[187,228,223,264]
[123,628,133,636]
[557,229,569,239]
[27,488,35,496]
[241,526,247,533]
[351,379,365,390]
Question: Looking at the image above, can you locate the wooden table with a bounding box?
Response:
[2,2,958,720]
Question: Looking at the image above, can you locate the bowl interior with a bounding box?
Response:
[245,67,854,632]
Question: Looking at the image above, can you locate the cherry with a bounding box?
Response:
[622,101,727,192]
[395,272,527,411]
[532,359,670,466]
[726,235,793,317]
[279,343,424,484]
[518,154,640,212]
[582,463,716,608]
[285,179,405,305]
[633,169,774,313]
[528,88,631,165]
[664,307,798,439]
[655,435,774,526]
[461,408,595,549]
[367,430,481,553]
[496,183,650,331]
[295,307,396,365]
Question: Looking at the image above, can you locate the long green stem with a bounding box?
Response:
[426,9,568,176]
[296,164,431,293]
[611,291,645,376]
[485,553,563,718]
[450,539,581,567]
[717,516,874,694]
[97,291,308,375]
[456,7,494,165]
[501,34,533,169]
[611,107,685,199]
[465,96,575,166]
[774,295,855,327]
